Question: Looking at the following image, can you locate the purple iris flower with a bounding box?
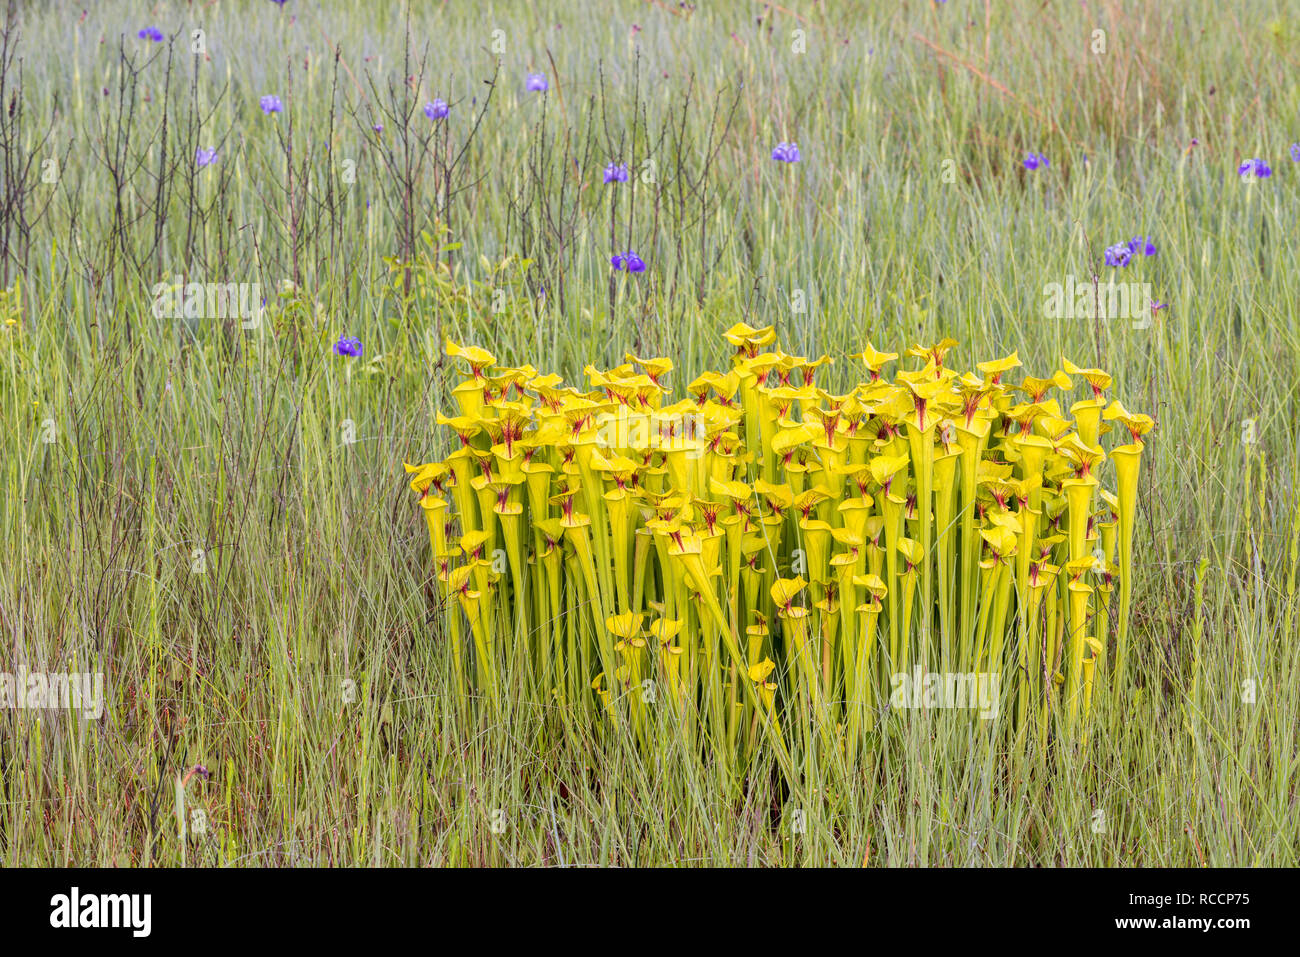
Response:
[424,98,449,120]
[525,73,548,92]
[138,27,164,42]
[611,251,646,273]
[259,94,283,115]
[1290,143,1300,163]
[1023,151,1049,171]
[1104,244,1133,268]
[195,147,218,168]
[604,162,629,183]
[771,142,801,163]
[1105,236,1156,267]
[1126,236,1157,258]
[1237,158,1271,178]
[333,335,363,358]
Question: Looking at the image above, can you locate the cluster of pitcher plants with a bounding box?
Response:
[406,324,1153,778]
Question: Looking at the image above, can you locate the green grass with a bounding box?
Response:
[1,0,1298,866]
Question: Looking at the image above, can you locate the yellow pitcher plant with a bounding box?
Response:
[408,326,1153,778]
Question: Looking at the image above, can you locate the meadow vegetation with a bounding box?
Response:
[1,0,1298,866]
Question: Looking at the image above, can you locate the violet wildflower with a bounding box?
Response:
[525,73,549,92]
[1237,158,1271,178]
[1127,235,1157,258]
[611,251,646,273]
[603,162,629,183]
[195,147,218,168]
[1104,244,1133,268]
[333,335,363,358]
[424,98,449,120]
[1290,143,1300,163]
[138,27,164,42]
[1104,235,1155,268]
[1023,151,1049,171]
[259,94,283,115]
[772,142,801,163]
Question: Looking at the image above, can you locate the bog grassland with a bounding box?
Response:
[1,0,1297,866]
